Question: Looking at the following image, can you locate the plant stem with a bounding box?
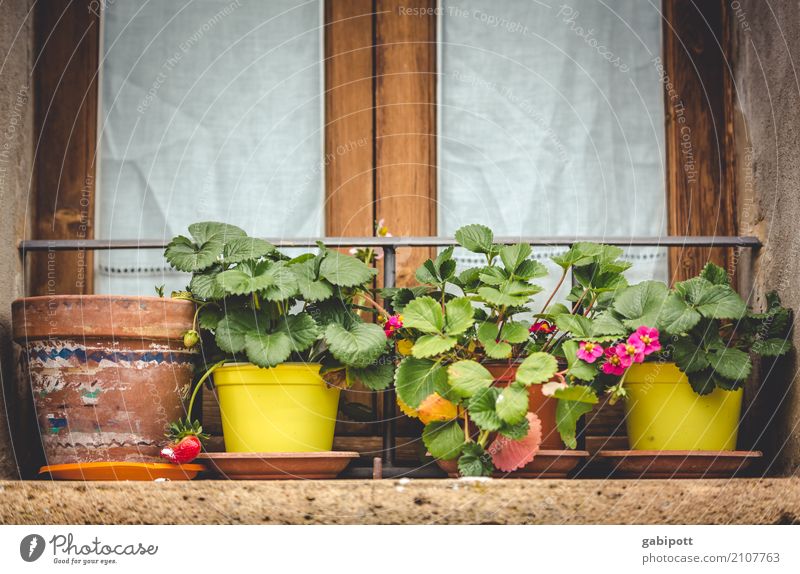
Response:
[359,290,391,318]
[191,302,207,331]
[252,292,261,311]
[463,410,470,442]
[186,359,227,421]
[539,267,568,314]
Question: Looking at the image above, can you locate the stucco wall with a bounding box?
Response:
[0,0,34,479]
[732,2,800,475]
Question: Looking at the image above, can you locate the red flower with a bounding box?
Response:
[529,320,554,335]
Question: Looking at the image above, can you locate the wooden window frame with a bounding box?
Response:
[30,0,737,455]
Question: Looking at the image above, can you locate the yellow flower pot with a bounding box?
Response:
[624,362,743,451]
[212,363,341,452]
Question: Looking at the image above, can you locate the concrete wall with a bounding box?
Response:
[0,0,34,479]
[732,2,800,475]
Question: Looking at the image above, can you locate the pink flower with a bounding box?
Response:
[601,347,627,376]
[617,339,645,364]
[376,219,392,238]
[529,320,554,335]
[576,341,604,363]
[383,314,403,337]
[629,326,661,356]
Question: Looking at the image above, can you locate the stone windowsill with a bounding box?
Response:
[1,478,799,524]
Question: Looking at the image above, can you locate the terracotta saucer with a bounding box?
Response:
[39,462,205,481]
[436,449,589,478]
[594,450,763,478]
[198,451,360,480]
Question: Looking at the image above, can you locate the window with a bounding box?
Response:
[96,0,324,294]
[438,1,668,298]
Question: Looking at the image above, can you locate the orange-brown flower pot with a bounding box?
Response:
[12,295,196,465]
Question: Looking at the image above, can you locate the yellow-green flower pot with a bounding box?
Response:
[213,362,341,452]
[624,362,743,451]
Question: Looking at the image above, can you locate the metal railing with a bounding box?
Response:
[18,235,761,478]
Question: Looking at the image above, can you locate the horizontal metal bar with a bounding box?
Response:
[18,235,762,252]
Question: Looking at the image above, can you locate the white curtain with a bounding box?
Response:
[96,0,323,295]
[438,0,667,298]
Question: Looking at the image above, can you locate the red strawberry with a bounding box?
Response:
[160,436,202,464]
[161,418,208,464]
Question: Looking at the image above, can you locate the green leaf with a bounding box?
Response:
[751,338,792,357]
[695,286,747,320]
[403,296,445,333]
[551,243,601,269]
[516,352,559,385]
[324,322,387,368]
[468,387,504,431]
[500,243,532,273]
[477,322,512,359]
[556,399,593,449]
[658,293,702,334]
[555,314,592,337]
[591,312,626,336]
[514,259,548,280]
[395,357,447,408]
[217,260,298,299]
[478,266,506,285]
[319,251,376,287]
[562,340,599,382]
[700,262,730,286]
[411,334,458,358]
[498,417,530,440]
[347,362,394,391]
[215,309,258,353]
[277,313,319,353]
[244,330,293,368]
[455,224,494,254]
[688,369,716,395]
[458,443,493,477]
[708,346,752,380]
[415,260,441,284]
[197,305,223,330]
[612,281,669,329]
[444,297,475,335]
[500,321,530,344]
[188,221,246,244]
[164,235,223,273]
[222,236,275,264]
[190,268,226,299]
[552,385,598,404]
[671,337,710,374]
[447,360,494,398]
[422,420,464,460]
[290,259,335,302]
[478,280,542,306]
[496,382,529,425]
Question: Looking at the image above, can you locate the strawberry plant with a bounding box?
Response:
[560,262,793,400]
[382,226,635,476]
[160,221,395,462]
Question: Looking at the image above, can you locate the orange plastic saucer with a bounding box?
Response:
[39,462,205,481]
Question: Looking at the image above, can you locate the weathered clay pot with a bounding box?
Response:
[485,362,566,450]
[12,295,196,465]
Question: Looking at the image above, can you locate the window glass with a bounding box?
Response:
[96,0,323,294]
[439,1,667,297]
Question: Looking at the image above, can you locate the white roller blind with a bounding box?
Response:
[439,1,667,293]
[96,0,323,295]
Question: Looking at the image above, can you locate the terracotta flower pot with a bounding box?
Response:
[484,362,566,450]
[12,295,196,465]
